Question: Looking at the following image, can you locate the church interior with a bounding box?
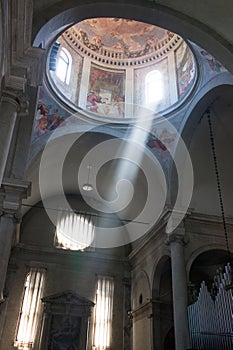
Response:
[0,1,233,349]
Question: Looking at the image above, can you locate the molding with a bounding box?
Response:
[42,290,95,307]
[6,0,45,89]
[165,233,188,246]
[1,85,30,115]
[13,243,129,265]
[0,178,31,214]
[63,26,182,67]
[187,212,233,225]
[2,75,27,94]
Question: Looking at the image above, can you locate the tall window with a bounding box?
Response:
[56,47,72,84]
[145,70,164,105]
[14,268,45,349]
[93,276,114,350]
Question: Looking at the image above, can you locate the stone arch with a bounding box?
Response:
[180,76,233,150]
[186,243,230,277]
[152,255,173,350]
[169,77,233,205]
[31,2,233,73]
[131,269,151,310]
[187,247,232,289]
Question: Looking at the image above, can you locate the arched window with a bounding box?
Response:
[145,70,164,105]
[55,212,95,251]
[56,48,72,84]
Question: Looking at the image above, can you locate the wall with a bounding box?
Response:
[129,215,233,350]
[0,199,130,350]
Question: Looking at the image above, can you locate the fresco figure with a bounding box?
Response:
[48,109,63,130]
[86,91,102,112]
[200,50,223,72]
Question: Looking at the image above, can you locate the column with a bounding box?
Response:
[0,178,31,301]
[0,88,28,186]
[0,94,18,186]
[166,224,190,350]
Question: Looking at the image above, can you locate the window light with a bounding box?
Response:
[56,48,72,84]
[145,70,164,105]
[56,212,95,251]
[93,276,114,350]
[14,268,45,349]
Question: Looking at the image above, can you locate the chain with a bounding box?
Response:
[206,110,230,257]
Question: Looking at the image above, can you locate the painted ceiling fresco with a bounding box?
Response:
[74,18,169,55]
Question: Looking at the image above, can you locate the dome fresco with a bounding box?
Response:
[48,18,197,119]
[73,18,170,57]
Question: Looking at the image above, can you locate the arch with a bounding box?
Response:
[187,247,233,303]
[180,74,233,149]
[152,255,173,350]
[32,3,233,74]
[163,327,175,350]
[131,269,151,309]
[168,76,233,205]
[152,254,170,300]
[186,244,231,278]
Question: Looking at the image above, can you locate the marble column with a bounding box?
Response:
[166,225,190,350]
[0,89,28,186]
[0,178,31,301]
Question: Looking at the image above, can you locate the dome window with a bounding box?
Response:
[56,47,72,84]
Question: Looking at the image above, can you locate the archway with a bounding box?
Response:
[32,2,233,73]
[189,248,233,293]
[152,256,173,350]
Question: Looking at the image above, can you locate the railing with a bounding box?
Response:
[63,28,181,67]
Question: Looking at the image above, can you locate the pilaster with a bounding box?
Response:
[7,0,45,88]
[0,178,31,301]
[0,86,30,185]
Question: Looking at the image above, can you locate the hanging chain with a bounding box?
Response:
[206,109,230,257]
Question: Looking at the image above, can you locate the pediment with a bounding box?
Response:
[42,290,94,307]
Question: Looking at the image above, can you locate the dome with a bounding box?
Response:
[47,18,196,120]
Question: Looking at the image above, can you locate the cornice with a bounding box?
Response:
[7,0,45,88]
[187,212,233,226]
[0,178,31,217]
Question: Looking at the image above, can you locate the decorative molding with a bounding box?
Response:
[188,211,233,225]
[0,178,31,216]
[5,0,45,89]
[165,208,192,234]
[1,86,30,115]
[63,27,182,68]
[165,233,189,246]
[42,290,95,307]
[40,291,94,350]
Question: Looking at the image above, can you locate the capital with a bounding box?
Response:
[165,233,189,246]
[1,84,29,115]
[166,208,192,234]
[0,178,31,217]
